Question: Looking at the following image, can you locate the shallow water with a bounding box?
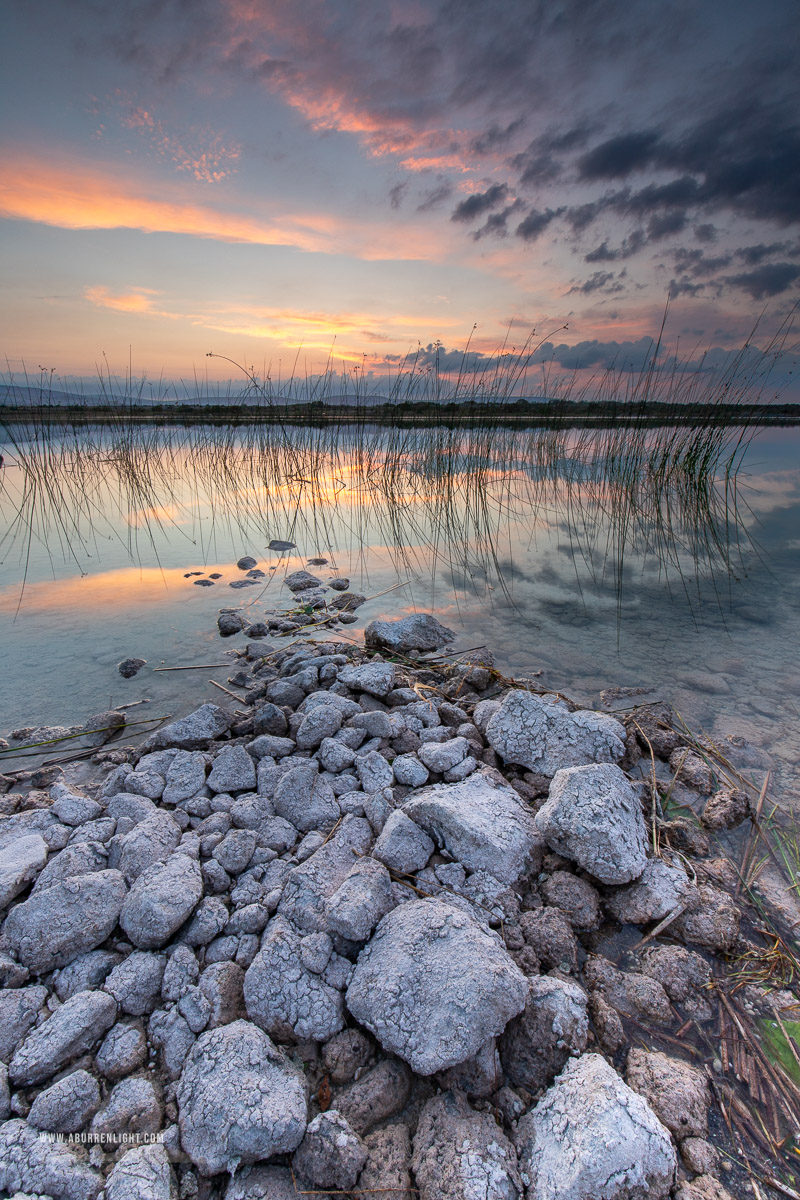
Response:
[1,420,798,809]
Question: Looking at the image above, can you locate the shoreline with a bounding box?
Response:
[0,605,798,1198]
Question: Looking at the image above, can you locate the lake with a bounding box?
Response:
[1,417,799,811]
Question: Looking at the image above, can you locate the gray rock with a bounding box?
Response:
[177,1019,308,1175]
[26,1067,101,1132]
[95,1020,148,1079]
[161,944,199,1000]
[278,815,373,933]
[208,745,256,793]
[118,656,147,678]
[294,1111,368,1190]
[0,1118,103,1200]
[179,985,213,1031]
[412,1089,522,1200]
[0,984,48,1060]
[32,840,107,894]
[106,1144,177,1200]
[417,737,469,773]
[443,755,478,782]
[299,930,333,974]
[107,791,158,825]
[296,705,343,749]
[437,1035,501,1098]
[364,613,456,653]
[148,1007,195,1079]
[320,1028,374,1084]
[223,1165,311,1200]
[53,949,122,1001]
[285,569,322,591]
[486,690,626,776]
[355,750,394,792]
[317,737,357,773]
[404,770,543,885]
[253,702,289,737]
[325,858,395,941]
[372,809,435,873]
[110,810,182,882]
[671,884,741,953]
[248,734,295,758]
[333,1058,411,1135]
[300,690,362,719]
[1,869,127,973]
[499,975,589,1093]
[244,917,345,1040]
[390,753,429,787]
[49,784,103,826]
[0,833,48,908]
[219,610,245,635]
[199,961,245,1027]
[346,898,527,1074]
[9,989,117,1086]
[606,856,697,924]
[273,761,339,833]
[517,1053,677,1199]
[338,662,397,698]
[119,854,203,948]
[358,1126,413,1200]
[162,751,208,805]
[123,769,165,800]
[145,704,233,751]
[584,954,673,1025]
[104,951,166,1015]
[213,828,257,874]
[91,1074,163,1135]
[182,896,230,946]
[535,763,648,885]
[349,710,393,738]
[0,1062,7,1121]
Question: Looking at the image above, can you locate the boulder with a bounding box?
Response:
[27,1068,101,1132]
[177,1019,307,1176]
[32,840,107,894]
[403,770,542,885]
[278,815,373,933]
[0,1118,103,1200]
[332,1057,411,1135]
[605,856,696,924]
[486,690,625,776]
[534,763,648,884]
[91,1075,163,1136]
[1,869,128,973]
[273,761,339,832]
[144,704,232,751]
[9,989,117,1086]
[0,832,48,908]
[0,984,49,1060]
[338,662,397,697]
[207,745,257,793]
[516,1053,677,1199]
[346,897,527,1074]
[670,885,740,952]
[412,1090,522,1200]
[325,857,395,941]
[120,853,203,948]
[364,613,456,653]
[499,975,589,1093]
[293,1110,368,1191]
[372,809,435,873]
[105,1144,177,1200]
[244,917,345,1041]
[626,1049,711,1139]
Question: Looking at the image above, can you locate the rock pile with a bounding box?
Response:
[0,616,761,1199]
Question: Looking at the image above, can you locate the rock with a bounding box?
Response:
[391,754,429,787]
[213,828,257,874]
[437,1037,501,1098]
[701,787,752,830]
[403,770,543,885]
[518,907,578,972]
[364,613,456,653]
[631,703,685,759]
[148,1008,196,1079]
[293,1110,368,1190]
[52,949,121,1000]
[588,991,627,1052]
[9,989,117,1086]
[372,809,435,873]
[486,690,625,776]
[237,556,258,569]
[145,704,232,750]
[317,736,357,772]
[296,704,343,749]
[605,856,697,924]
[111,810,182,882]
[674,1177,736,1200]
[50,786,103,826]
[338,661,397,698]
[671,885,740,952]
[118,657,146,678]
[208,745,256,793]
[583,955,673,1024]
[95,1020,148,1079]
[183,896,230,946]
[534,763,648,884]
[333,1057,411,1134]
[92,1075,163,1135]
[356,750,394,792]
[273,761,339,833]
[638,945,712,1005]
[668,749,714,793]
[329,591,367,611]
[120,854,203,948]
[253,702,289,737]
[177,1019,308,1176]
[499,975,589,1093]
[412,1090,523,1200]
[105,1144,177,1200]
[626,1049,711,1139]
[516,1053,677,1200]
[248,734,295,758]
[199,961,245,1027]
[681,1138,720,1175]
[80,708,126,748]
[0,833,48,907]
[320,1028,374,1085]
[539,871,601,930]
[0,984,48,1060]
[223,1165,308,1199]
[285,569,322,591]
[244,917,345,1041]
[0,1118,103,1200]
[104,951,166,1015]
[269,539,296,551]
[1,869,127,973]
[358,1126,413,1200]
[417,737,469,773]
[27,1068,101,1131]
[278,815,373,933]
[30,840,104,895]
[325,857,394,941]
[346,897,527,1074]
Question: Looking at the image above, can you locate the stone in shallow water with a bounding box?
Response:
[346,897,527,1075]
[118,657,146,678]
[486,689,626,776]
[364,613,456,653]
[268,539,297,551]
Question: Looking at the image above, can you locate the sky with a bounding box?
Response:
[1,0,799,392]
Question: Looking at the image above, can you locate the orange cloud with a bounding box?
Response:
[85,285,161,313]
[0,152,447,261]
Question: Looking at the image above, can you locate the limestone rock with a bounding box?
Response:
[486,690,625,776]
[1,869,127,973]
[499,975,589,1093]
[626,1048,711,1139]
[373,809,435,873]
[325,857,395,941]
[106,1144,177,1200]
[0,1118,103,1200]
[293,1110,368,1191]
[9,989,117,1086]
[245,917,345,1041]
[278,814,373,933]
[27,1068,101,1132]
[119,853,203,949]
[364,613,456,653]
[0,833,48,908]
[145,703,232,751]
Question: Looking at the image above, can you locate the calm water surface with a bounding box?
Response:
[1,420,798,809]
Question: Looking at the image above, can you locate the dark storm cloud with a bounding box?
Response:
[470,118,525,156]
[451,184,509,223]
[472,202,524,240]
[577,131,661,180]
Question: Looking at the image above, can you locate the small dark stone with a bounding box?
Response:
[268,540,296,551]
[246,623,270,638]
[307,558,329,565]
[329,578,350,591]
[209,573,223,579]
[237,556,258,570]
[193,579,214,587]
[247,569,266,579]
[118,658,146,679]
[230,579,257,589]
[329,593,367,612]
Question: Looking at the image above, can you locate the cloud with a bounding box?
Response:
[451,183,509,222]
[723,263,800,299]
[85,285,161,313]
[417,182,453,212]
[584,232,645,262]
[566,271,625,296]
[578,131,661,180]
[515,206,564,242]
